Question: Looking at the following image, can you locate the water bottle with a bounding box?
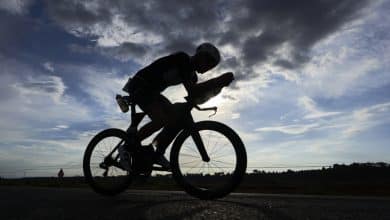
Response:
[116,94,129,113]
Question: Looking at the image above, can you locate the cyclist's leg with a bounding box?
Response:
[137,120,163,141]
[137,95,187,155]
[153,123,184,155]
[136,94,171,142]
[152,105,191,155]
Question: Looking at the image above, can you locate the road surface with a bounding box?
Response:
[1,186,390,219]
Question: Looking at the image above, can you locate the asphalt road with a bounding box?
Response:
[1,186,390,220]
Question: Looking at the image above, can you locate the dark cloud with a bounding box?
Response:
[219,56,240,70]
[0,0,33,15]
[160,38,197,55]
[273,59,296,70]
[229,0,370,69]
[46,0,112,28]
[242,31,284,65]
[0,13,36,56]
[45,0,370,79]
[111,42,148,61]
[69,42,148,62]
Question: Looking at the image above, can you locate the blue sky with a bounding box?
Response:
[0,0,389,177]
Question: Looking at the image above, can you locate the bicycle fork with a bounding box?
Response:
[187,114,210,162]
[191,130,210,162]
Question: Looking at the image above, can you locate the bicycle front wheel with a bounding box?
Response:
[83,128,133,196]
[170,121,247,200]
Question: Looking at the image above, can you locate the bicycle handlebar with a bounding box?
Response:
[116,94,218,117]
[184,96,218,117]
[193,105,218,117]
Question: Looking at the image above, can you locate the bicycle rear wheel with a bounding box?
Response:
[170,121,247,200]
[83,128,133,196]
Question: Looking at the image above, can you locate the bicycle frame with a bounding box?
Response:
[104,95,214,172]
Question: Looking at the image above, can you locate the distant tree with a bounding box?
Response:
[215,172,224,176]
[377,162,387,167]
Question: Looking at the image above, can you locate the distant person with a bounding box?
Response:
[57,168,64,185]
[124,42,234,169]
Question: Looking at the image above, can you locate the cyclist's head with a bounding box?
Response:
[192,43,220,73]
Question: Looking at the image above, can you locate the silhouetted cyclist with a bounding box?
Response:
[124,43,234,169]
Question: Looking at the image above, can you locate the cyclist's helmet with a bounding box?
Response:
[196,43,220,69]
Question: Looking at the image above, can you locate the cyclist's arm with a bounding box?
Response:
[183,79,196,97]
[184,72,234,105]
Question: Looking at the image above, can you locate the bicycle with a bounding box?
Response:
[83,89,247,200]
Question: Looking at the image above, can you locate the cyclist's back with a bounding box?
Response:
[134,51,196,93]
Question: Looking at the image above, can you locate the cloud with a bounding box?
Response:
[256,123,319,135]
[231,113,240,120]
[232,0,370,67]
[255,95,390,138]
[298,96,342,119]
[43,62,55,72]
[0,0,32,15]
[81,67,128,112]
[1,0,389,176]
[301,47,384,98]
[299,1,390,99]
[0,57,93,144]
[342,102,390,137]
[0,59,106,177]
[46,0,112,29]
[46,0,371,81]
[69,42,149,63]
[0,133,92,177]
[251,100,390,168]
[52,125,69,130]
[12,75,66,103]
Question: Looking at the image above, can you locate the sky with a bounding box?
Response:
[0,0,389,177]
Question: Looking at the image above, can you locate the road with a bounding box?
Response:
[1,186,390,220]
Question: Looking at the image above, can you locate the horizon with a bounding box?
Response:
[2,161,389,179]
[1,0,390,178]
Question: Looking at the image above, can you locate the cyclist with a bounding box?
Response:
[124,43,234,169]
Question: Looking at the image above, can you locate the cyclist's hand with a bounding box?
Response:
[187,73,232,105]
[220,72,234,87]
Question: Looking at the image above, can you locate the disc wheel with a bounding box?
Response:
[83,128,133,196]
[170,121,247,200]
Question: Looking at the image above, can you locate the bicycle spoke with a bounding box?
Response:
[209,141,230,157]
[180,153,199,158]
[211,152,234,159]
[198,162,205,174]
[180,159,200,165]
[183,144,198,154]
[90,137,128,182]
[207,162,214,174]
[210,161,225,173]
[93,155,105,159]
[213,159,235,165]
[186,160,202,173]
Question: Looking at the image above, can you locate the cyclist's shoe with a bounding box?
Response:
[118,144,131,171]
[154,154,171,171]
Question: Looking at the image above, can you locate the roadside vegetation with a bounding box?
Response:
[1,162,390,196]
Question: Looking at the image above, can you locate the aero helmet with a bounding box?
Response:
[196,43,221,66]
